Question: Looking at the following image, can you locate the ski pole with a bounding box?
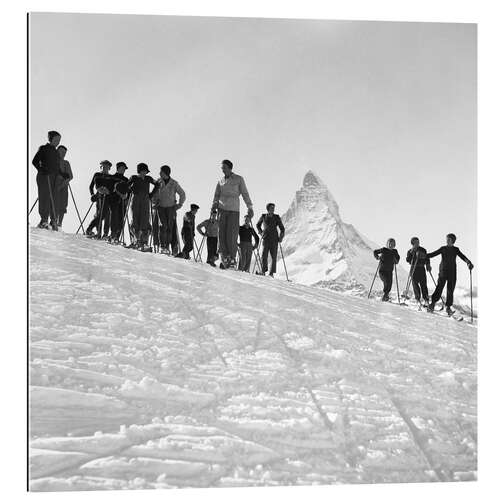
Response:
[47,176,58,228]
[96,194,106,238]
[367,261,381,299]
[76,202,94,234]
[68,184,84,233]
[119,196,132,244]
[394,264,401,305]
[403,254,417,301]
[469,269,474,323]
[279,241,290,281]
[428,269,446,308]
[195,235,206,262]
[28,198,38,217]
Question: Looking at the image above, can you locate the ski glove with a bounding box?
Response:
[247,207,254,218]
[468,262,474,270]
[91,194,98,202]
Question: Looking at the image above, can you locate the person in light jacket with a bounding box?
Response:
[211,159,254,269]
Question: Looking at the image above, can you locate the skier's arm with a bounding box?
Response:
[373,248,382,260]
[212,182,221,211]
[67,163,73,182]
[197,220,207,237]
[32,146,45,172]
[256,215,264,234]
[252,228,260,248]
[277,216,285,241]
[239,177,254,217]
[427,247,442,259]
[457,248,474,268]
[406,250,414,264]
[394,250,400,264]
[89,174,97,196]
[176,183,186,209]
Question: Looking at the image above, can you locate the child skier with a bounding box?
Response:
[196,209,219,266]
[238,215,260,272]
[406,237,431,305]
[127,163,157,251]
[427,233,474,315]
[86,160,115,238]
[177,204,200,259]
[54,145,73,228]
[373,238,400,301]
[256,203,285,277]
[109,162,129,243]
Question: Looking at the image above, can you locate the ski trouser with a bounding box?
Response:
[180,228,194,258]
[87,195,111,236]
[379,269,393,296]
[131,194,151,245]
[218,209,240,261]
[411,267,429,302]
[431,270,457,308]
[157,206,177,250]
[36,172,58,224]
[238,241,254,272]
[206,236,218,263]
[261,238,279,274]
[54,175,68,225]
[109,196,126,240]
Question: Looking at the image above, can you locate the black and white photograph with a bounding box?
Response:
[20,3,489,496]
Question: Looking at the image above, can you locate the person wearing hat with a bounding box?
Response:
[127,163,157,250]
[109,162,129,243]
[197,209,220,266]
[85,160,115,238]
[405,237,431,305]
[32,130,61,230]
[238,215,260,272]
[256,203,285,277]
[211,159,254,269]
[373,238,400,301]
[54,145,73,229]
[150,165,186,254]
[177,203,200,259]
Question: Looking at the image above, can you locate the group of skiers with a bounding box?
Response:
[32,131,286,275]
[32,130,474,308]
[373,234,474,315]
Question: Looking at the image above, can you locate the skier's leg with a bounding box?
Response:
[412,268,423,301]
[244,243,253,272]
[446,273,457,308]
[261,240,270,273]
[218,210,228,262]
[157,207,167,248]
[431,275,446,305]
[269,240,278,275]
[420,272,429,302]
[36,172,50,224]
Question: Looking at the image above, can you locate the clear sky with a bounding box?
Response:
[29,13,476,281]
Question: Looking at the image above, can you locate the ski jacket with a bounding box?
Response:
[406,246,430,269]
[32,144,60,175]
[256,213,285,241]
[89,172,117,196]
[128,175,157,197]
[212,172,253,213]
[374,247,400,272]
[58,159,73,181]
[239,225,260,246]
[109,173,129,202]
[427,246,471,275]
[182,211,196,236]
[151,177,186,208]
[197,218,219,238]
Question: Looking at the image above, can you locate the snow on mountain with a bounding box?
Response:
[278,171,407,294]
[29,228,476,490]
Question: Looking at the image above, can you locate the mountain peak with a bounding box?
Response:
[303,170,324,188]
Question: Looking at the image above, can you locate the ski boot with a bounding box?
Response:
[381,294,390,302]
[141,245,153,253]
[37,221,49,229]
[445,306,454,316]
[427,301,435,312]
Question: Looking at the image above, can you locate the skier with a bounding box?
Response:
[150,165,186,254]
[177,204,200,259]
[406,237,431,305]
[256,203,285,277]
[32,130,61,230]
[127,163,157,251]
[109,162,129,243]
[54,145,73,228]
[427,233,474,315]
[373,238,400,301]
[196,209,220,266]
[85,160,115,238]
[238,215,260,272]
[212,159,254,269]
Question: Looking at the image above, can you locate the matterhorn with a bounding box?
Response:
[279,170,401,294]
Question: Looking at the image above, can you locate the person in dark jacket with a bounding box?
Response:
[256,203,285,277]
[238,215,260,272]
[128,163,157,250]
[177,204,200,259]
[85,160,115,238]
[197,209,219,266]
[373,238,400,301]
[54,145,73,228]
[427,233,474,314]
[32,130,61,229]
[406,237,432,304]
[109,162,129,243]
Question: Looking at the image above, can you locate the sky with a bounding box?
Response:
[29,13,476,281]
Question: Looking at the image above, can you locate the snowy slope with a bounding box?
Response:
[29,228,476,491]
[278,171,408,294]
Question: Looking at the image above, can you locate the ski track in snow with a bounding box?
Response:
[29,229,477,491]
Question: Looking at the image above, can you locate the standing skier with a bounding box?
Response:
[177,204,200,259]
[238,215,260,272]
[109,162,129,243]
[54,145,73,228]
[373,238,400,301]
[212,159,254,269]
[427,233,474,315]
[32,130,61,230]
[197,209,220,266]
[150,165,186,254]
[128,163,157,251]
[256,203,285,277]
[85,160,115,238]
[406,237,431,305]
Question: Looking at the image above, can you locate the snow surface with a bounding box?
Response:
[29,227,477,491]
